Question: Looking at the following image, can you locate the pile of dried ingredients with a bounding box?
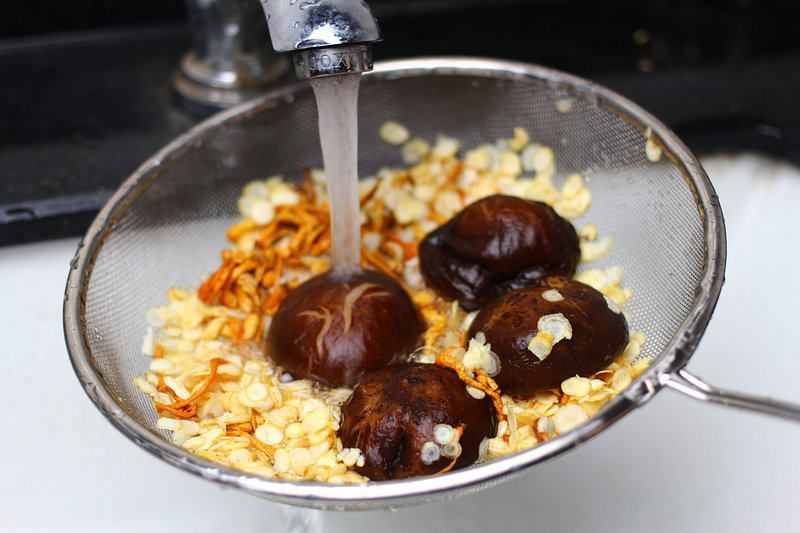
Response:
[134,122,649,483]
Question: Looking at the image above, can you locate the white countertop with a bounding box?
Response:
[1,153,799,532]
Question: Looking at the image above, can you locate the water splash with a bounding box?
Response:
[279,504,323,533]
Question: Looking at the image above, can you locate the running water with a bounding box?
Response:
[310,73,363,272]
[279,504,322,533]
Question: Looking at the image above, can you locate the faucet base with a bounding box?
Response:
[172,50,292,113]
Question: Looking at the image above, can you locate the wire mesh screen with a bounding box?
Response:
[81,65,708,467]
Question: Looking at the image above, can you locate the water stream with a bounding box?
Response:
[310,73,363,272]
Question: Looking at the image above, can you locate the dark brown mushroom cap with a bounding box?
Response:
[265,269,423,388]
[339,363,498,480]
[467,276,629,394]
[418,194,580,311]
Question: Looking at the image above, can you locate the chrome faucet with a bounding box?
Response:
[173,0,379,111]
[260,0,381,79]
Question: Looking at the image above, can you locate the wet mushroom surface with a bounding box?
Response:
[419,194,580,311]
[468,276,629,394]
[265,269,423,388]
[339,362,498,480]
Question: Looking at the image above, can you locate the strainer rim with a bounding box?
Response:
[63,56,726,509]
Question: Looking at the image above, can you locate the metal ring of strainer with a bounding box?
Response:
[65,58,728,510]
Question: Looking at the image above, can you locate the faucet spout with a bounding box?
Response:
[261,0,381,79]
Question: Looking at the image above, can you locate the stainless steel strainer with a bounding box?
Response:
[64,57,800,510]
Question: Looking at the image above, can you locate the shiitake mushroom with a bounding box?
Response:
[419,194,580,311]
[339,362,497,480]
[467,276,629,394]
[265,269,423,388]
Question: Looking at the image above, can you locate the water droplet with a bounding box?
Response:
[224,23,239,37]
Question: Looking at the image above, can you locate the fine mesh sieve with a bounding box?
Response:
[64,58,800,510]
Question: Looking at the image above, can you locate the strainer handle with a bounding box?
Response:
[664,369,800,422]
